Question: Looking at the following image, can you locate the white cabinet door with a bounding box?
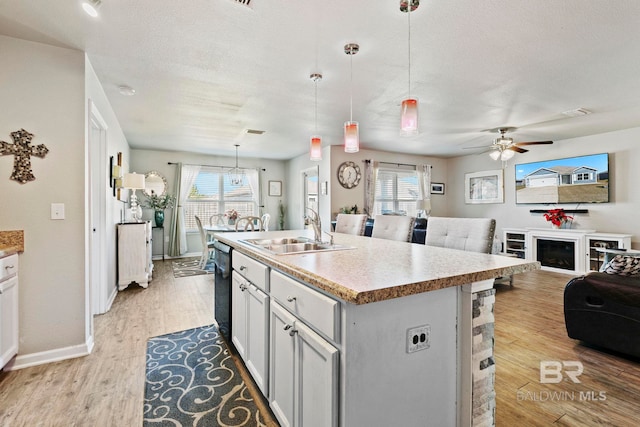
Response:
[269,301,296,427]
[296,320,339,427]
[231,271,248,359]
[245,283,269,395]
[232,271,269,396]
[269,301,339,427]
[0,275,19,368]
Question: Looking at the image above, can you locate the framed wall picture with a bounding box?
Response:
[431,182,445,195]
[465,169,504,204]
[268,180,282,197]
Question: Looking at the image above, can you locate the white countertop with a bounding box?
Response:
[214,230,540,304]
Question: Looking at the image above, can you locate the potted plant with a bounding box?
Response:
[225,209,239,225]
[143,193,175,227]
[543,208,573,229]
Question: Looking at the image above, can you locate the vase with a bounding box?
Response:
[154,210,165,227]
[228,219,235,226]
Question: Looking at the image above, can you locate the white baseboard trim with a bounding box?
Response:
[4,340,92,371]
[106,286,117,312]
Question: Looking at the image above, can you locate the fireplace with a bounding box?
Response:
[536,239,576,271]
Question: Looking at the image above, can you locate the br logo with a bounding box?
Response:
[540,361,583,383]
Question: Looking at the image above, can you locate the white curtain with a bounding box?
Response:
[419,164,432,214]
[168,164,201,256]
[364,160,379,218]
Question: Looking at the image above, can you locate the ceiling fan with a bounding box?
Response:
[465,127,553,161]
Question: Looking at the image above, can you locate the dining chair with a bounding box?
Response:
[335,214,368,236]
[235,216,264,231]
[425,217,496,254]
[261,213,271,231]
[371,215,416,242]
[194,215,216,269]
[209,213,225,226]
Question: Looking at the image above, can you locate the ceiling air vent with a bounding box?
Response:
[230,0,253,8]
[246,129,265,135]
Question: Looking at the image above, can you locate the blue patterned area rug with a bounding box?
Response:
[172,257,215,278]
[143,324,275,426]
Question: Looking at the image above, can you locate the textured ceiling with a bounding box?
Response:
[2,0,640,160]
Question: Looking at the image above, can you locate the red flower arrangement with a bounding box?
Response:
[543,208,573,227]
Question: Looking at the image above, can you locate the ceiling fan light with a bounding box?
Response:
[310,136,322,161]
[400,98,419,136]
[501,149,515,160]
[82,0,102,17]
[489,150,501,161]
[344,121,359,153]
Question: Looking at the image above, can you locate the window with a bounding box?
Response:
[374,166,419,216]
[183,167,259,230]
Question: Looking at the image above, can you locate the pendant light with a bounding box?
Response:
[228,144,245,185]
[344,43,360,153]
[400,0,419,136]
[310,73,323,161]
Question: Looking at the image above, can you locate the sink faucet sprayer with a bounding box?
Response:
[305,208,333,245]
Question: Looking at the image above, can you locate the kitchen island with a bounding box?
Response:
[214,229,540,427]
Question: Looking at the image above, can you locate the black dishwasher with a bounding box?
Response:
[213,240,232,342]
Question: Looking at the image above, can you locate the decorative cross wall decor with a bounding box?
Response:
[0,129,49,183]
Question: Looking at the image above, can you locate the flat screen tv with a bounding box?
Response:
[515,153,609,204]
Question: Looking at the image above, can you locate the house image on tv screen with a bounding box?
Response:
[515,153,609,204]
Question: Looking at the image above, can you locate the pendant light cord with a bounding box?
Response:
[349,50,354,122]
[407,6,412,98]
[315,78,318,133]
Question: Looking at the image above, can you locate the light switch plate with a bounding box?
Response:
[51,203,65,220]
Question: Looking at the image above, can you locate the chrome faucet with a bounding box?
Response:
[305,208,333,245]
[305,207,322,242]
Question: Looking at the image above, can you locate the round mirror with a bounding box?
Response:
[144,171,167,196]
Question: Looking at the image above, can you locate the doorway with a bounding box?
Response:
[302,166,319,223]
[88,100,109,323]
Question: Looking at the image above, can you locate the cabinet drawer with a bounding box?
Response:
[233,251,269,291]
[270,270,339,342]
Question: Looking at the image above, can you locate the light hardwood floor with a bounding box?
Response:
[1,262,638,426]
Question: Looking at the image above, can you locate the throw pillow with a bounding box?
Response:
[600,254,640,276]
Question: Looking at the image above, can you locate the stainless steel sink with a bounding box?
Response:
[241,237,353,255]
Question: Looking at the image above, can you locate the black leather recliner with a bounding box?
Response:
[564,272,640,358]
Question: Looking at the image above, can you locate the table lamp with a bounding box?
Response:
[122,172,146,222]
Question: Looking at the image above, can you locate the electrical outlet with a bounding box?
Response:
[406,324,430,354]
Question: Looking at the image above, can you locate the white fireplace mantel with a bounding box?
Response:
[503,228,632,275]
[527,228,596,274]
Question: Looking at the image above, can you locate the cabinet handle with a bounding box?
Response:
[239,265,247,271]
[239,283,248,291]
[283,324,298,336]
[286,295,296,302]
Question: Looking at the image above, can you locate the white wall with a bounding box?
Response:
[0,36,87,358]
[447,127,640,248]
[130,149,286,255]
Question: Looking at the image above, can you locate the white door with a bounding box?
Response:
[245,283,269,396]
[88,101,108,325]
[269,301,296,427]
[231,271,248,359]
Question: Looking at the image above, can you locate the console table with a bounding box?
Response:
[504,228,632,274]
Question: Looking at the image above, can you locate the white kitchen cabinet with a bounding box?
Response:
[231,270,269,395]
[1,253,19,369]
[269,300,339,427]
[117,222,153,290]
